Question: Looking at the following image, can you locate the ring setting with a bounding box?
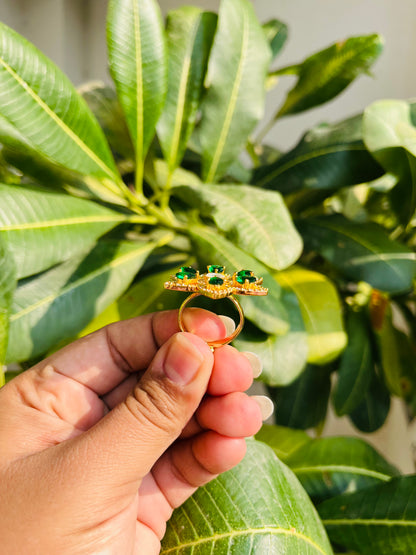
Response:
[164,265,268,348]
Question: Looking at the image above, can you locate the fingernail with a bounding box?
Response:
[251,395,274,421]
[164,334,206,385]
[218,315,235,336]
[242,351,262,378]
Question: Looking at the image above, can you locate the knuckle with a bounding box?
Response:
[125,378,185,437]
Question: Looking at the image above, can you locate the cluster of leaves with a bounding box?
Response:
[1,0,416,552]
[161,423,416,554]
[261,100,416,434]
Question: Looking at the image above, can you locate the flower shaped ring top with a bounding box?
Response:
[164,265,268,299]
[164,265,268,349]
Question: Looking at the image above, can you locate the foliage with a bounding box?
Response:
[0,0,415,552]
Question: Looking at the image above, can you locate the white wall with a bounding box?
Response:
[256,0,416,148]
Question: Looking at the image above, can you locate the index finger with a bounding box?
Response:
[31,308,228,396]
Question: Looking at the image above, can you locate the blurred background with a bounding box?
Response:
[1,0,416,471]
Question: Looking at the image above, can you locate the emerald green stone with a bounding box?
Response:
[176,266,197,280]
[208,265,224,273]
[237,270,253,278]
[236,274,257,284]
[209,276,224,286]
[180,266,197,277]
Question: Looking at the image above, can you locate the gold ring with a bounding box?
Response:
[178,292,245,349]
[164,265,268,349]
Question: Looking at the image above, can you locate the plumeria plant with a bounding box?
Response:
[1,0,416,552]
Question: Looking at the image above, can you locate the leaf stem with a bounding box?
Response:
[147,203,185,231]
[160,169,174,210]
[134,161,147,205]
[125,214,158,225]
[154,230,176,250]
[121,182,148,212]
[255,116,278,144]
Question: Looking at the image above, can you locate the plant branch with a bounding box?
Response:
[160,169,173,210]
[146,203,185,231]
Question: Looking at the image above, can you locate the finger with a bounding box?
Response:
[135,522,161,555]
[101,346,259,437]
[148,432,247,511]
[101,374,139,409]
[54,332,215,494]
[207,345,254,396]
[173,349,262,440]
[100,347,261,444]
[134,433,247,539]
[196,391,264,437]
[31,308,227,396]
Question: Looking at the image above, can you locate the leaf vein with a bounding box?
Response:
[0,56,118,182]
[161,527,328,554]
[256,144,365,188]
[10,244,153,322]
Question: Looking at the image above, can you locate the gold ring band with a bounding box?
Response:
[178,293,245,349]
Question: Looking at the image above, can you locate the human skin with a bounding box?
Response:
[0,308,264,554]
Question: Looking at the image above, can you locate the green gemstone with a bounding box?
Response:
[175,271,187,280]
[180,266,197,277]
[209,276,224,286]
[208,265,224,273]
[237,269,253,277]
[236,274,257,284]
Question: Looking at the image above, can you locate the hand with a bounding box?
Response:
[0,309,269,554]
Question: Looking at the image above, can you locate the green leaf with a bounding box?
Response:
[286,437,399,504]
[161,440,333,554]
[0,235,16,368]
[0,183,131,279]
[234,285,308,386]
[348,366,390,433]
[253,115,384,194]
[80,82,135,163]
[363,99,416,224]
[78,302,122,338]
[107,0,167,188]
[318,475,416,555]
[172,183,303,270]
[333,309,373,416]
[145,157,202,192]
[158,7,216,172]
[6,237,164,362]
[118,265,188,319]
[199,0,271,182]
[262,19,288,61]
[255,424,312,462]
[0,145,21,185]
[277,266,347,364]
[372,299,416,398]
[298,215,416,294]
[0,22,120,184]
[188,225,289,335]
[0,124,130,207]
[269,364,332,430]
[275,34,383,118]
[78,263,186,336]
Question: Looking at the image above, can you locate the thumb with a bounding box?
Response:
[63,332,213,490]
